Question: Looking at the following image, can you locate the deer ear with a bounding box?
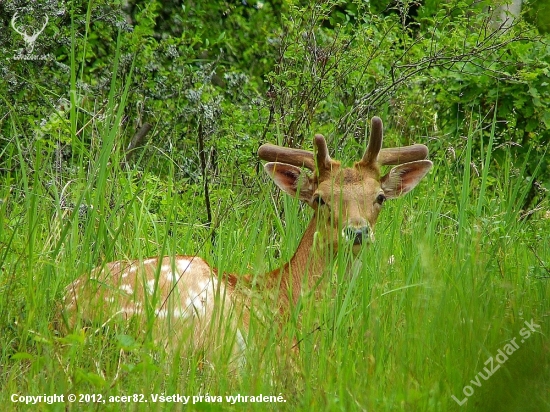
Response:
[264,162,315,202]
[381,160,432,199]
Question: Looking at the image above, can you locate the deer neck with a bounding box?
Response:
[266,214,331,308]
[226,214,332,317]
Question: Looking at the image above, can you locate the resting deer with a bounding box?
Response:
[60,116,432,364]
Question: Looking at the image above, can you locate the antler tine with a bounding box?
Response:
[40,15,49,32]
[11,13,25,36]
[359,116,383,167]
[314,134,333,178]
[257,143,316,170]
[378,144,429,165]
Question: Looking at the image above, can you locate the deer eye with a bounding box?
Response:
[376,193,386,205]
[313,194,326,207]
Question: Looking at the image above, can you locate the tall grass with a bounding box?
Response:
[2,111,549,411]
[1,33,549,412]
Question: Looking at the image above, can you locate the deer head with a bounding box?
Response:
[258,116,432,253]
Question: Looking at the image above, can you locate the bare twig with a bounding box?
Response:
[528,245,550,279]
[123,122,152,166]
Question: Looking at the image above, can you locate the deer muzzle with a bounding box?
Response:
[343,225,372,246]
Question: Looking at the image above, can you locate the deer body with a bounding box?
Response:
[60,117,432,363]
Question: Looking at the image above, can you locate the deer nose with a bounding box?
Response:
[343,225,370,245]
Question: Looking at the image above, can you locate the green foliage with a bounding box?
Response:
[525,0,550,33]
[424,21,550,150]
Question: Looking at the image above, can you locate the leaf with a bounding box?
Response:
[56,330,86,345]
[11,352,34,361]
[116,334,138,350]
[75,369,106,388]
